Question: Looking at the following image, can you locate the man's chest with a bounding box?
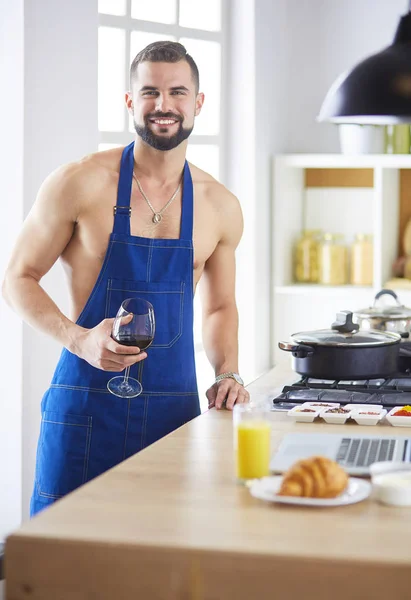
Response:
[74,184,220,272]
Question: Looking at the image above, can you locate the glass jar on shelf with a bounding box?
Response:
[350,233,373,286]
[385,124,411,154]
[318,233,348,285]
[293,230,321,283]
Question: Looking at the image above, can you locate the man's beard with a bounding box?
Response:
[134,113,193,151]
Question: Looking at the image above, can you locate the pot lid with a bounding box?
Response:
[291,311,401,347]
[354,289,411,320]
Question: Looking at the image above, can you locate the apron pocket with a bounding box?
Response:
[36,411,92,499]
[106,279,184,348]
[143,394,201,448]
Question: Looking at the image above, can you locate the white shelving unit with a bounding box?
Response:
[275,154,411,169]
[271,154,411,365]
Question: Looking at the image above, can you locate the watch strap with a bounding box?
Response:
[215,372,244,385]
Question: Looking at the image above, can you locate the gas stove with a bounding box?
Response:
[273,341,411,410]
[272,374,411,411]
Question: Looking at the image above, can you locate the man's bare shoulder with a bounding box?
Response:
[40,147,124,215]
[189,162,239,208]
[84,146,124,172]
[56,146,124,188]
[189,162,243,245]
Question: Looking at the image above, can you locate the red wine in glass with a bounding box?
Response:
[112,333,154,349]
[107,298,155,398]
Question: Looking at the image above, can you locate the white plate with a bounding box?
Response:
[248,476,371,507]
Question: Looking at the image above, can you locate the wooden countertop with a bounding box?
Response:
[5,366,411,600]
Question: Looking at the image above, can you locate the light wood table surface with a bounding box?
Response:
[5,366,411,600]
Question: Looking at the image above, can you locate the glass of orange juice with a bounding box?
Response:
[233,402,272,483]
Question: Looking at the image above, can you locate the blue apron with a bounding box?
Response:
[30,142,200,516]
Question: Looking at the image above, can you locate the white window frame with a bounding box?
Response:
[98,0,229,186]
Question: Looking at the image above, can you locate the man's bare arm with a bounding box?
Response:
[2,165,83,345]
[200,243,239,375]
[2,164,146,371]
[200,189,248,409]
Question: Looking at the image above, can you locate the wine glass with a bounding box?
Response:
[107,297,155,398]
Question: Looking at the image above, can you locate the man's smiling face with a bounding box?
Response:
[130,60,204,151]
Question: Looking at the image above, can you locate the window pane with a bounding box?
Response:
[131,0,176,24]
[179,38,220,135]
[129,32,176,132]
[130,31,176,64]
[98,27,126,132]
[186,144,220,181]
[179,0,221,32]
[98,0,126,16]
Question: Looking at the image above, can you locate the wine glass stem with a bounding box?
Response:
[123,366,131,386]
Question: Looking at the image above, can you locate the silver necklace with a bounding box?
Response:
[133,172,181,224]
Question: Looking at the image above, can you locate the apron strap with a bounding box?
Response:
[113,142,134,235]
[113,143,194,240]
[180,161,194,240]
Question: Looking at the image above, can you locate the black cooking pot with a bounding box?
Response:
[278,310,401,380]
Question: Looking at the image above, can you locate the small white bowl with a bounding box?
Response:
[343,404,382,411]
[386,406,411,428]
[370,461,411,478]
[370,463,411,506]
[320,407,352,424]
[287,406,320,422]
[350,408,387,426]
[300,401,340,410]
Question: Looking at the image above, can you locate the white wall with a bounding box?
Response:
[0,0,24,542]
[21,0,98,521]
[226,0,257,383]
[226,0,289,384]
[254,0,288,373]
[285,0,410,152]
[0,0,98,537]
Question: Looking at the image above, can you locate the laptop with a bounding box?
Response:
[270,433,411,476]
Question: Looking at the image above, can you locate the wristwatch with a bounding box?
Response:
[215,372,244,386]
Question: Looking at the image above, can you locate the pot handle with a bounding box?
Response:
[331,310,359,333]
[278,341,315,358]
[374,289,402,306]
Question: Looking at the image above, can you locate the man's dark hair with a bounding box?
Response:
[130,41,199,92]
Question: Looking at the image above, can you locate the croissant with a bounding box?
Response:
[277,456,349,498]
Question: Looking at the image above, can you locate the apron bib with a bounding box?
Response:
[30,142,200,516]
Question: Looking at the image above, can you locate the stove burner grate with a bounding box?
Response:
[272,374,411,410]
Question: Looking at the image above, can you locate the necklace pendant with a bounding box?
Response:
[152,213,162,224]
